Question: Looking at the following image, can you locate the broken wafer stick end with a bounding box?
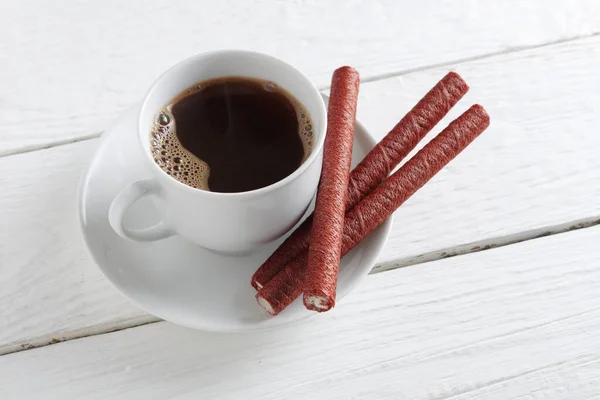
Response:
[256,293,277,315]
[303,294,335,312]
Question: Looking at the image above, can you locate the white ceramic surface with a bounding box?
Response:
[109,51,328,253]
[79,97,392,332]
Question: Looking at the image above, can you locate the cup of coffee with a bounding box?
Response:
[108,50,327,253]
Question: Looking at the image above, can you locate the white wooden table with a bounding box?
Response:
[2,1,600,398]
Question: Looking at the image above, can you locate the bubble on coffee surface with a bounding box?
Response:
[150,108,210,190]
[294,104,313,164]
[150,78,314,190]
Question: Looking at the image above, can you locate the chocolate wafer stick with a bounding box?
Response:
[251,72,469,290]
[257,104,490,315]
[303,66,359,312]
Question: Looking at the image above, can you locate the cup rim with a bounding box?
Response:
[137,49,327,198]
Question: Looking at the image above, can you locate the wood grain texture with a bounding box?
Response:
[354,34,600,266]
[0,139,158,354]
[2,226,600,399]
[1,0,600,155]
[2,36,600,354]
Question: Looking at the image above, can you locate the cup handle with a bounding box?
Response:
[108,179,175,241]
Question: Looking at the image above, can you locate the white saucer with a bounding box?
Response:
[78,95,392,332]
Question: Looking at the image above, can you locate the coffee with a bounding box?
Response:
[150,77,314,193]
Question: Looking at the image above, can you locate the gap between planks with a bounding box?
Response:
[1,30,599,159]
[372,215,600,273]
[3,214,600,357]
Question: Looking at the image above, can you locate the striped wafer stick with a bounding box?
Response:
[251,72,469,290]
[257,104,490,315]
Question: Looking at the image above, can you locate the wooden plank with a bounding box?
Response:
[356,34,600,266]
[2,226,600,399]
[1,0,600,155]
[2,36,600,354]
[0,139,158,353]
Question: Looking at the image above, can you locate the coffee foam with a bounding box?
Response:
[150,78,314,191]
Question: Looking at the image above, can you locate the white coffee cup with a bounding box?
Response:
[108,50,327,253]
